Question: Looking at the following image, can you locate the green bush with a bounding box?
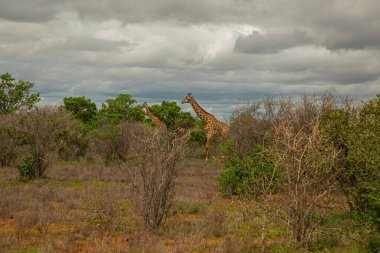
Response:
[367,234,380,253]
[217,144,278,197]
[189,128,207,145]
[350,181,380,229]
[149,100,196,129]
[321,94,380,250]
[18,156,34,179]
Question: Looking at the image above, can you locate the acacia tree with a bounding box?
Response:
[0,73,40,114]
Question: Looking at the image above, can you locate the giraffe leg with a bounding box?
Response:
[204,132,214,164]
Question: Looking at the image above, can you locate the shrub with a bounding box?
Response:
[225,94,342,249]
[88,120,135,163]
[188,120,207,146]
[266,96,341,248]
[120,124,190,231]
[17,156,34,179]
[228,102,268,157]
[217,143,277,197]
[321,94,380,240]
[0,114,17,166]
[13,107,79,179]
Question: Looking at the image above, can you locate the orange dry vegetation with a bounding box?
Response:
[0,160,263,252]
[0,159,360,252]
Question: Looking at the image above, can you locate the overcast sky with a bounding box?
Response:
[1,0,380,119]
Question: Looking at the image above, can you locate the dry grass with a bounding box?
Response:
[0,158,362,253]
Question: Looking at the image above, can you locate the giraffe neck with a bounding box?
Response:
[144,105,154,119]
[190,98,212,123]
[144,106,158,122]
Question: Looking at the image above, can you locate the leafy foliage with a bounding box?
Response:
[63,96,97,126]
[17,156,34,179]
[0,73,40,114]
[321,94,380,246]
[349,95,380,233]
[218,144,277,197]
[99,94,145,124]
[189,119,207,146]
[149,100,195,129]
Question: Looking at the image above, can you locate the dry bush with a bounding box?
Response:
[12,106,79,179]
[227,94,342,249]
[229,102,268,156]
[120,124,190,231]
[88,120,135,163]
[201,206,228,237]
[0,114,17,166]
[262,95,341,248]
[86,186,125,239]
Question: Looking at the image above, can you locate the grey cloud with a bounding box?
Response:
[320,27,380,50]
[293,1,380,50]
[0,0,62,22]
[1,0,380,118]
[62,37,128,52]
[235,30,312,54]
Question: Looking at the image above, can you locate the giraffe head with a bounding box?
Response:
[181,93,193,104]
[141,101,148,108]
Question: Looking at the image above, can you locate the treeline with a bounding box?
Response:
[218,94,380,251]
[0,73,205,177]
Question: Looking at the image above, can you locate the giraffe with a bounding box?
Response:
[181,93,229,163]
[142,101,167,130]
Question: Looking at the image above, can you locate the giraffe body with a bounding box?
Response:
[182,93,229,163]
[142,102,167,130]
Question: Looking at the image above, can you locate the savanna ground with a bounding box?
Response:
[0,157,365,253]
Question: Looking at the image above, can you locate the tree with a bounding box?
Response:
[13,107,79,179]
[0,73,40,114]
[149,100,195,129]
[99,94,144,124]
[63,96,97,125]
